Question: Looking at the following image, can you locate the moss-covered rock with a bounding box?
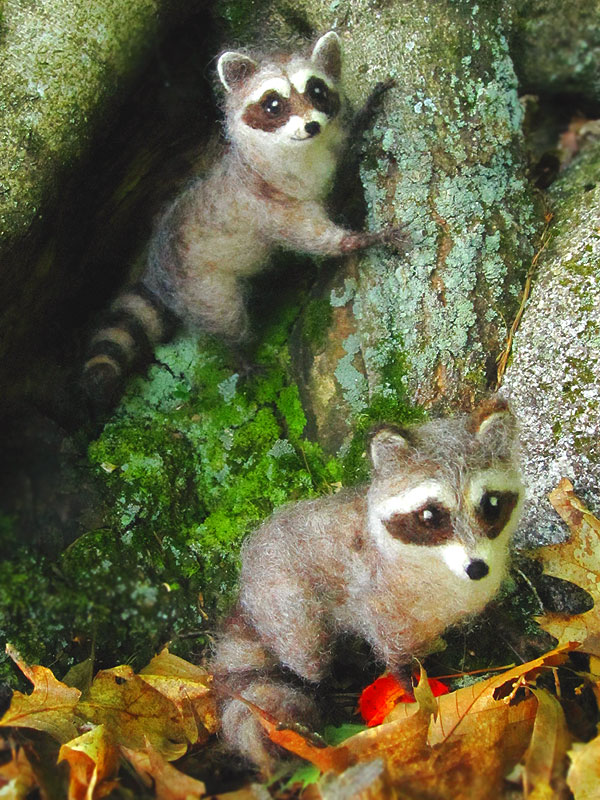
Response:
[511,0,600,103]
[0,0,187,241]
[277,0,540,452]
[0,0,197,415]
[0,296,351,683]
[503,136,600,546]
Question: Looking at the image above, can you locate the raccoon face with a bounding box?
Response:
[238,71,341,141]
[366,399,524,592]
[218,32,344,159]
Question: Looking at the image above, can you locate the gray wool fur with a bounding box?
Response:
[212,398,524,771]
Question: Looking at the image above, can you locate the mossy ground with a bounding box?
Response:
[0,257,424,690]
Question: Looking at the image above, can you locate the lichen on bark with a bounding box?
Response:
[284,0,542,453]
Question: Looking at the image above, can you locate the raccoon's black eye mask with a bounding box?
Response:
[383,503,454,546]
[305,77,340,117]
[478,491,519,539]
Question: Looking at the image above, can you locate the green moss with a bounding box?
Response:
[0,519,203,687]
[79,302,343,661]
[0,281,351,678]
[302,296,333,350]
[217,0,271,40]
[341,347,425,485]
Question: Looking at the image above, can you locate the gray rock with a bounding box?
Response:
[503,138,600,547]
[512,0,600,102]
[0,0,188,412]
[286,0,540,453]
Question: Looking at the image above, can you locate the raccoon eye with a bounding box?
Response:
[418,503,447,529]
[479,491,519,539]
[261,92,284,116]
[305,77,331,112]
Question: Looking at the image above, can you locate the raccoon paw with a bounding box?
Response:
[380,225,409,253]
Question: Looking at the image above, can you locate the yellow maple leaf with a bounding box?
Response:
[0,645,81,743]
[76,664,189,761]
[58,724,119,800]
[138,648,218,744]
[535,478,600,654]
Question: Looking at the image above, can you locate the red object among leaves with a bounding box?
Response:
[359,674,449,727]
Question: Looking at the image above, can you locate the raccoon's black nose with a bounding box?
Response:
[305,121,321,137]
[466,559,489,581]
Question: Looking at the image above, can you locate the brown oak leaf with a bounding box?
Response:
[535,478,600,655]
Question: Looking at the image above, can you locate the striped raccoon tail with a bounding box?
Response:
[211,609,321,772]
[82,281,179,408]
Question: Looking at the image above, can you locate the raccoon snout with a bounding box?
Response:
[304,121,321,137]
[465,559,489,580]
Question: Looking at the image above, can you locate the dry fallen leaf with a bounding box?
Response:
[121,739,206,800]
[0,647,221,796]
[239,695,351,774]
[328,645,575,800]
[523,688,570,799]
[0,645,81,743]
[536,478,600,654]
[567,734,600,800]
[76,664,189,761]
[315,757,394,800]
[138,648,218,745]
[58,724,119,800]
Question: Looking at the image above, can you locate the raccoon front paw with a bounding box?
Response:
[379,225,409,252]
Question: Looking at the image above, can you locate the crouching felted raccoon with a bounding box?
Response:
[211,397,524,770]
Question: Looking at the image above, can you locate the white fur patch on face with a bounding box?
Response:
[440,542,470,579]
[272,113,328,141]
[467,468,522,502]
[375,481,456,521]
[289,67,335,95]
[247,77,291,104]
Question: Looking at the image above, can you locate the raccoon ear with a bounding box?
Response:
[311,31,342,80]
[217,51,258,92]
[368,424,412,472]
[470,396,518,458]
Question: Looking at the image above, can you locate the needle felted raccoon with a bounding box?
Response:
[83,31,399,404]
[212,397,524,770]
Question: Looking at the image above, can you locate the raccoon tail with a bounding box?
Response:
[211,609,321,771]
[82,281,179,408]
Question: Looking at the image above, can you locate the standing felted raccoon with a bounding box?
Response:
[82,31,400,406]
[211,397,524,770]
